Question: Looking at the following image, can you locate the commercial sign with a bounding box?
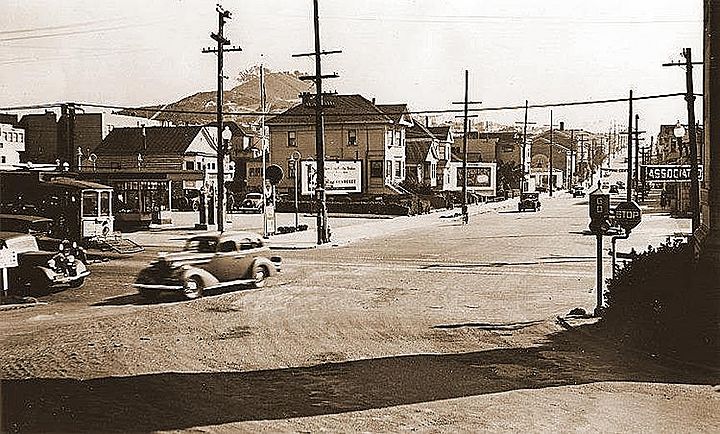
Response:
[642,165,704,182]
[450,162,497,196]
[0,247,18,269]
[613,201,642,231]
[301,160,362,195]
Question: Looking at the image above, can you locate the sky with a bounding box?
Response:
[1,0,704,134]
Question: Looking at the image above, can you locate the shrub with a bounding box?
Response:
[602,241,718,362]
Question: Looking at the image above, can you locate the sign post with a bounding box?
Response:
[0,246,19,298]
[588,187,610,316]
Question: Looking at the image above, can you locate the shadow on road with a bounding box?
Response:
[93,286,257,307]
[3,324,716,433]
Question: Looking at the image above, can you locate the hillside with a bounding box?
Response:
[121,67,313,125]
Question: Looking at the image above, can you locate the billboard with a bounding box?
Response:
[301,160,362,195]
[449,162,497,196]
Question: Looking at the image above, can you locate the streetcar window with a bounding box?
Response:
[100,191,111,216]
[82,191,99,217]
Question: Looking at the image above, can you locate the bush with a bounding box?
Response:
[602,241,719,362]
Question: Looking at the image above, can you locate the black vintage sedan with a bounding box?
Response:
[518,192,541,212]
[0,231,89,296]
[134,231,281,300]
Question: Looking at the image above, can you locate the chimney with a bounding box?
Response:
[425,116,429,127]
[559,121,565,131]
[372,97,376,105]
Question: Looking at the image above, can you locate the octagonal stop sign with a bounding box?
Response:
[614,201,642,231]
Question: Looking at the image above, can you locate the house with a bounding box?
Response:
[428,125,455,190]
[86,125,233,218]
[405,120,440,188]
[0,116,25,167]
[531,129,576,189]
[264,93,410,195]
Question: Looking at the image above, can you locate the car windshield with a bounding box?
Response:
[184,237,219,253]
[2,235,39,253]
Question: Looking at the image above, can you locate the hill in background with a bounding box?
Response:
[121,66,313,125]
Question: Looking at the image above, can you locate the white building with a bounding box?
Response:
[0,122,25,166]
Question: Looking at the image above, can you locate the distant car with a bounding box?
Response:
[572,186,586,198]
[518,192,541,212]
[134,231,281,300]
[0,231,89,296]
[237,193,265,214]
[609,185,620,194]
[616,181,625,189]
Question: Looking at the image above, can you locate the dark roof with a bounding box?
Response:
[406,120,436,140]
[46,177,112,190]
[266,94,392,126]
[94,126,205,156]
[376,104,409,124]
[428,126,452,141]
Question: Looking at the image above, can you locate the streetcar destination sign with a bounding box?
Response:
[642,165,704,182]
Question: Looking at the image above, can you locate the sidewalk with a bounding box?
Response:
[123,199,519,251]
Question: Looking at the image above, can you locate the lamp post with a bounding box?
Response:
[289,150,301,229]
[673,121,687,219]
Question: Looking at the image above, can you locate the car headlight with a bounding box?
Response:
[47,259,56,268]
[66,255,75,263]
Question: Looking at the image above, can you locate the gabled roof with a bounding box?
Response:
[266,94,392,126]
[406,119,437,140]
[94,126,204,156]
[428,126,452,143]
[376,104,412,125]
[406,142,438,164]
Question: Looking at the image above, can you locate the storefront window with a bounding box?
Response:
[100,191,111,216]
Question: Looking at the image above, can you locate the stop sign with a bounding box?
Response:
[614,201,642,231]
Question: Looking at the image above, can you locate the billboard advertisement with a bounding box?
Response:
[449,162,497,196]
[301,160,362,195]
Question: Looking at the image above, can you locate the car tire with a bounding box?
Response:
[29,273,50,296]
[68,277,85,289]
[251,264,267,288]
[183,276,204,299]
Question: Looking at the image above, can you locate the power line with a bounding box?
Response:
[0,91,693,118]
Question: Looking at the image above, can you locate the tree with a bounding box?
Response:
[497,160,523,191]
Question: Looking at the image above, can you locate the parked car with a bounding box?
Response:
[518,192,541,212]
[609,185,620,194]
[134,231,281,300]
[572,186,586,198]
[0,214,87,262]
[237,193,265,214]
[0,231,89,296]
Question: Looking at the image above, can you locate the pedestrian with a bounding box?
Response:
[660,191,667,208]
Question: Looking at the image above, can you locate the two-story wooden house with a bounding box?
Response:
[263,94,410,196]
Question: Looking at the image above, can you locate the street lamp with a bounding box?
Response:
[289,150,302,229]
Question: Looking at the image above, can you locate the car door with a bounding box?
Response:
[206,238,242,283]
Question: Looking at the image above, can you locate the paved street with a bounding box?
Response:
[1,190,715,433]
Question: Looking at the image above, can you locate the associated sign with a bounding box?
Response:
[613,201,642,231]
[301,160,362,195]
[642,165,704,182]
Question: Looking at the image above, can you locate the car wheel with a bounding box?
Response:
[68,277,85,289]
[183,276,204,299]
[251,265,267,288]
[29,273,51,296]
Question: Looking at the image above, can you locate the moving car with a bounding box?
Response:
[237,193,265,214]
[0,231,89,296]
[572,186,586,198]
[518,192,541,212]
[134,231,281,300]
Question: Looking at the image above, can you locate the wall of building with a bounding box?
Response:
[0,123,25,165]
[19,112,58,163]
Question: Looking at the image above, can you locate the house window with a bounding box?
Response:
[1,156,5,163]
[394,130,400,147]
[386,161,392,178]
[185,161,195,170]
[288,131,297,147]
[370,160,383,178]
[394,161,401,178]
[348,129,357,146]
[431,163,437,180]
[19,133,23,142]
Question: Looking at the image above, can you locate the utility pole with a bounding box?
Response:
[578,133,588,185]
[452,71,481,224]
[202,4,242,232]
[634,114,640,202]
[514,100,536,192]
[293,0,341,244]
[663,48,701,233]
[627,90,633,202]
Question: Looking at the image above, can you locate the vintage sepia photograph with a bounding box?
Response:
[1,0,718,432]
